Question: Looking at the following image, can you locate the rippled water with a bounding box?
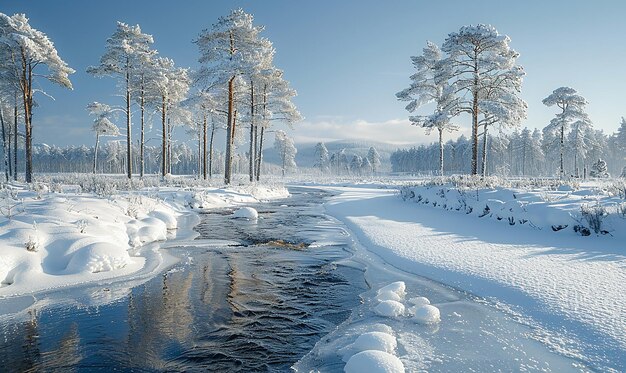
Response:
[0,188,367,372]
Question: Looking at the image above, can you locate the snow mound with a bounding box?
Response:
[65,242,131,274]
[232,207,258,220]
[377,281,406,298]
[374,300,405,317]
[351,332,397,354]
[412,304,441,324]
[344,350,405,373]
[148,210,178,229]
[408,296,430,307]
[376,290,402,302]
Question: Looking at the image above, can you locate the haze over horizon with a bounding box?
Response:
[2,0,625,148]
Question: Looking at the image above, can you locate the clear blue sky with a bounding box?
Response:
[2,0,626,146]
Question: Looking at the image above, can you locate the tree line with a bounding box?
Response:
[0,9,301,184]
[390,121,626,178]
[395,24,625,179]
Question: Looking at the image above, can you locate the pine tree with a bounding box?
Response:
[0,13,74,182]
[543,87,589,178]
[88,22,153,179]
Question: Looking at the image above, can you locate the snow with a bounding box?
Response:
[373,300,406,318]
[0,183,288,298]
[377,281,406,298]
[347,332,398,355]
[344,350,405,373]
[408,296,430,307]
[319,184,626,369]
[375,290,402,302]
[232,207,259,219]
[412,304,441,325]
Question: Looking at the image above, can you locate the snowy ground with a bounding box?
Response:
[313,184,625,371]
[0,181,288,299]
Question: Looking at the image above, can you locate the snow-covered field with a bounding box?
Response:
[317,182,626,371]
[0,179,288,299]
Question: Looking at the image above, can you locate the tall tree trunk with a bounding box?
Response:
[209,119,215,179]
[253,124,258,180]
[125,60,132,179]
[224,76,235,185]
[21,55,34,183]
[140,79,145,178]
[167,117,173,175]
[256,127,265,182]
[161,95,167,177]
[93,133,100,174]
[249,80,255,182]
[13,101,17,181]
[203,112,207,180]
[438,128,444,177]
[1,107,9,182]
[6,115,12,179]
[559,123,565,179]
[471,56,479,176]
[481,125,488,177]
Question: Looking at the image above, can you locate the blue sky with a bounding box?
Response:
[2,0,626,147]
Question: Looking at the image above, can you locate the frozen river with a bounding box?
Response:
[0,188,589,372]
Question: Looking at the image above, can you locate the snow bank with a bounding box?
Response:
[232,207,259,220]
[322,185,626,367]
[399,181,626,239]
[0,183,289,298]
[344,350,405,373]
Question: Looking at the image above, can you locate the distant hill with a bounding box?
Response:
[263,140,408,171]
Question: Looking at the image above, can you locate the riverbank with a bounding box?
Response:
[0,181,288,299]
[318,185,626,372]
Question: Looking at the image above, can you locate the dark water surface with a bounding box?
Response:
[0,188,367,372]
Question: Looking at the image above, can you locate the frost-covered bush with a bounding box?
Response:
[589,159,610,178]
[580,203,608,234]
[621,166,626,178]
[616,202,626,219]
[0,187,22,219]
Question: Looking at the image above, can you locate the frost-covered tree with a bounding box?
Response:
[439,24,525,175]
[615,117,626,153]
[566,119,595,177]
[87,102,120,174]
[88,22,153,179]
[145,57,190,177]
[589,158,609,178]
[542,87,588,178]
[314,142,330,173]
[367,146,381,174]
[195,9,268,184]
[274,130,297,176]
[182,91,217,179]
[350,155,363,176]
[253,67,301,181]
[397,41,459,176]
[0,13,74,182]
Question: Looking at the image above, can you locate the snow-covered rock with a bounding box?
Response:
[376,290,402,302]
[374,300,405,317]
[350,332,397,354]
[408,296,430,307]
[412,304,441,324]
[344,350,405,373]
[232,207,259,220]
[377,281,406,298]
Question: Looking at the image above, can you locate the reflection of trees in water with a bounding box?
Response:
[0,309,41,371]
[126,270,194,370]
[39,322,82,371]
[0,309,82,372]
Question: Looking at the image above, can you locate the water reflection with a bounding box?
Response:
[0,188,366,372]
